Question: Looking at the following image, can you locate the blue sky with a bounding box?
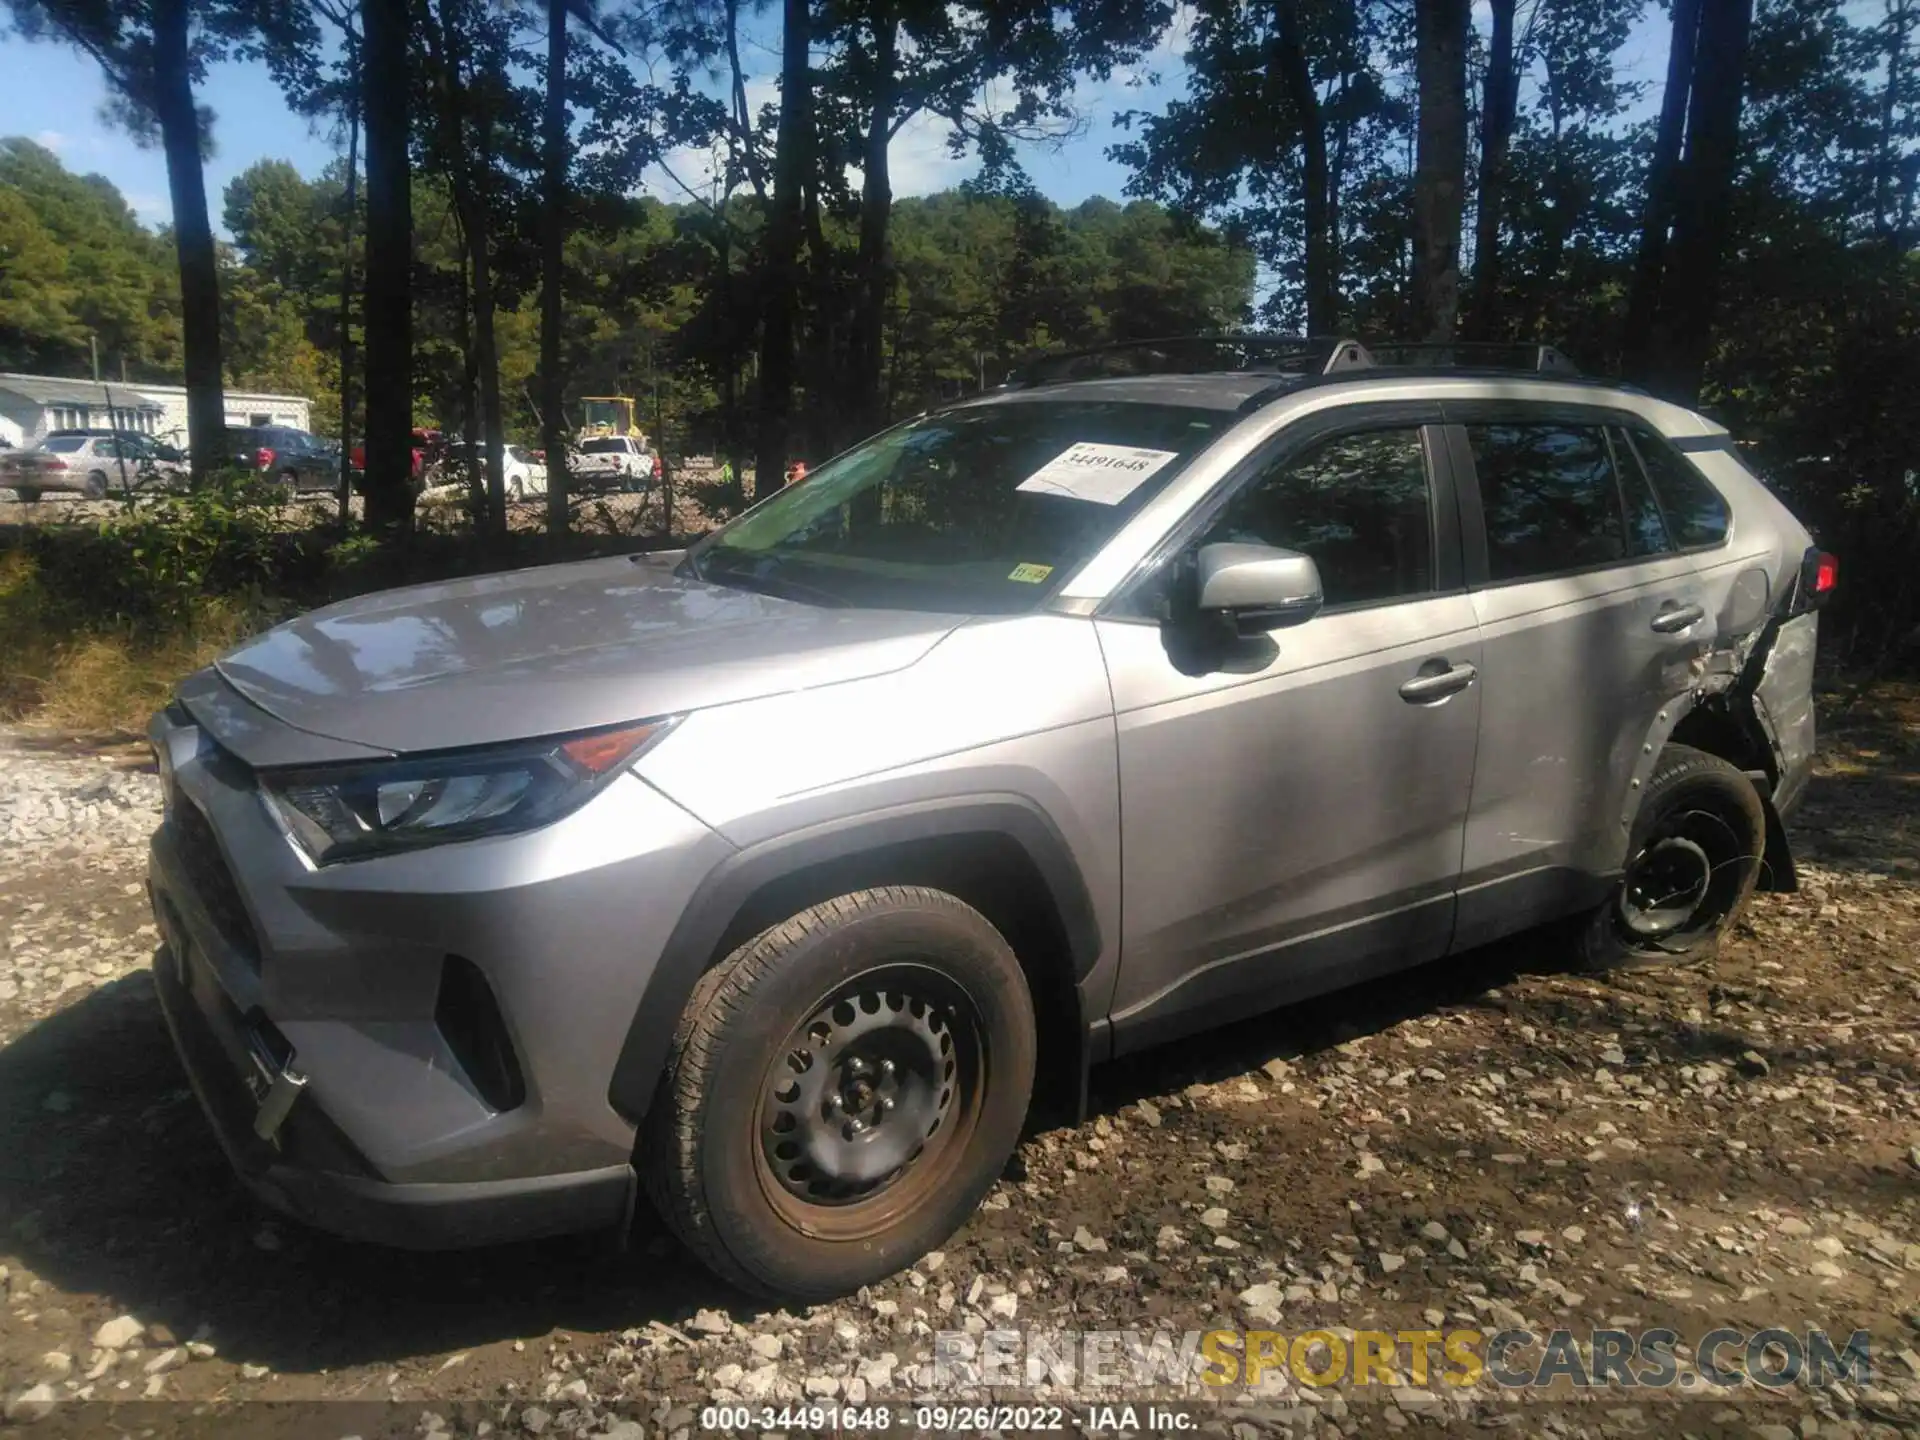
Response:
[0,3,1672,236]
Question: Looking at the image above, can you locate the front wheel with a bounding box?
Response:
[1574,744,1766,971]
[644,886,1036,1302]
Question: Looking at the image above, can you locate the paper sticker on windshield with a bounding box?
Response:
[1007,562,1054,584]
[1016,443,1180,505]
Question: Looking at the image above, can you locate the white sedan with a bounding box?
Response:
[420,445,548,503]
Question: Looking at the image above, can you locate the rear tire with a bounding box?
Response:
[644,886,1036,1302]
[85,469,108,499]
[13,487,39,503]
[1574,744,1766,971]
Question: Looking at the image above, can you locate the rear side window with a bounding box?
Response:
[43,437,85,453]
[1464,423,1627,581]
[1606,429,1672,558]
[1625,429,1731,548]
[1198,427,1435,607]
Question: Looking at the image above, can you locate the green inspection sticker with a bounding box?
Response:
[1007,562,1055,583]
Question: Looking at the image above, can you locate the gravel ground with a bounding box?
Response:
[2,689,1919,1438]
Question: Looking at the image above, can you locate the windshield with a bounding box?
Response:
[685,398,1227,613]
[508,445,534,462]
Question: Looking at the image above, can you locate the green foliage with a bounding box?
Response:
[0,138,184,377]
[24,471,287,634]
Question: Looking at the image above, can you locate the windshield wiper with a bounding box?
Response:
[692,552,853,608]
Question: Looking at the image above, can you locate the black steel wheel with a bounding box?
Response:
[755,965,982,1233]
[644,887,1035,1301]
[1576,744,1766,970]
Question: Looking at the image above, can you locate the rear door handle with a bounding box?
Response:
[1650,602,1706,634]
[1399,661,1478,703]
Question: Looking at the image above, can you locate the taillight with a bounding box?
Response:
[1795,547,1838,612]
[256,447,275,470]
[44,458,68,472]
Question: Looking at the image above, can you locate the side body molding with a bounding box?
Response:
[604,794,1103,1126]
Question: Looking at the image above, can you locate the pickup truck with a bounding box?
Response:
[571,436,653,492]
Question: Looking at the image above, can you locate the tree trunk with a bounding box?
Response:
[473,208,507,538]
[1274,0,1336,334]
[1650,0,1754,404]
[540,0,570,535]
[457,246,483,520]
[1410,0,1470,343]
[755,0,811,501]
[336,50,360,523]
[1623,0,1701,382]
[1465,0,1518,341]
[850,9,897,436]
[361,0,413,530]
[151,0,225,484]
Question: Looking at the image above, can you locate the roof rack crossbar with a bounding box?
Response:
[1361,341,1580,375]
[1004,333,1582,388]
[1010,333,1376,387]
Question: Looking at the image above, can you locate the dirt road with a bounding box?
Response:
[3,690,1918,1438]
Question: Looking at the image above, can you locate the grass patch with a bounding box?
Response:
[0,547,273,738]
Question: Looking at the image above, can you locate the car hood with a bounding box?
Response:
[214,553,964,754]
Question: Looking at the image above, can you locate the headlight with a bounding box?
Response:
[259,718,674,865]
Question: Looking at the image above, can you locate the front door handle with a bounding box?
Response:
[1650,602,1706,634]
[1399,661,1478,703]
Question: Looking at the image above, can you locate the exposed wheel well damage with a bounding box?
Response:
[1666,699,1798,893]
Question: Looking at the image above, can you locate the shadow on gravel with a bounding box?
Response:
[1088,925,1563,1118]
[0,961,732,1377]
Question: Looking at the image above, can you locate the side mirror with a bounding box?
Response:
[1195,542,1324,632]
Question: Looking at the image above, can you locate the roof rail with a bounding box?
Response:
[1361,341,1580,375]
[1011,333,1375,386]
[1006,334,1584,387]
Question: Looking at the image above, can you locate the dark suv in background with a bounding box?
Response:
[226,425,338,492]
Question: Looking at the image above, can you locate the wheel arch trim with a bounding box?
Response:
[605,794,1101,1126]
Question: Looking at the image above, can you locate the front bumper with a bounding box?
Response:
[149,901,635,1247]
[145,679,732,1248]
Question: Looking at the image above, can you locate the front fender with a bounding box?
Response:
[603,794,1102,1127]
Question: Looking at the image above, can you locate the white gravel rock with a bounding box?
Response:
[92,1315,144,1350]
[0,748,160,855]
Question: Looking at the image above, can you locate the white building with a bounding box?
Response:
[0,372,311,450]
[134,383,311,446]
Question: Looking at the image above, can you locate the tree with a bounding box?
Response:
[1648,0,1757,402]
[1410,0,1469,341]
[6,0,227,476]
[0,137,180,376]
[360,0,412,528]
[541,0,572,534]
[1464,0,1522,338]
[1622,0,1701,375]
[1110,0,1390,334]
[756,0,813,499]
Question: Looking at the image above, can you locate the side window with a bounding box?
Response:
[1625,428,1731,548]
[1606,428,1672,558]
[1464,423,1627,581]
[1197,427,1435,608]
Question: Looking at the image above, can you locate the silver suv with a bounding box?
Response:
[146,339,1833,1301]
